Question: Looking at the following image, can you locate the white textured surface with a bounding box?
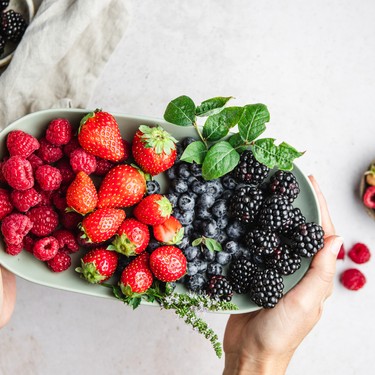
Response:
[1,0,375,374]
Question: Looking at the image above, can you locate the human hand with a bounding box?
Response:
[0,265,16,328]
[222,176,343,375]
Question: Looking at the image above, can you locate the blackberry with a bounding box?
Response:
[282,207,306,236]
[245,229,281,257]
[1,10,27,42]
[0,1,9,11]
[228,256,257,294]
[291,222,324,257]
[265,244,301,275]
[0,35,4,56]
[229,185,264,223]
[258,195,294,232]
[249,269,284,308]
[232,150,270,185]
[207,275,233,302]
[269,171,300,202]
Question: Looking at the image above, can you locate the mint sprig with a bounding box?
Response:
[163,95,304,180]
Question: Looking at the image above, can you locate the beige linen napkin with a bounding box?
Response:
[0,0,128,129]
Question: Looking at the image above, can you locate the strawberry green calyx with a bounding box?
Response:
[109,234,137,256]
[79,109,100,130]
[139,125,178,155]
[75,261,106,284]
[157,196,173,218]
[167,227,184,245]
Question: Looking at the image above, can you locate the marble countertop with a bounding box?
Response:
[1,1,375,374]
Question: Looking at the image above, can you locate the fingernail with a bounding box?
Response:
[330,236,343,256]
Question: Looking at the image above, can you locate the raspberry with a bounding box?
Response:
[46,118,73,146]
[33,236,59,261]
[0,159,7,184]
[63,137,80,157]
[2,156,34,190]
[35,165,62,191]
[35,189,53,207]
[340,268,366,291]
[363,186,375,209]
[27,153,44,172]
[23,235,35,253]
[10,188,41,212]
[348,243,371,264]
[55,158,75,185]
[53,229,79,253]
[5,242,23,256]
[337,244,345,260]
[0,188,13,220]
[27,206,59,237]
[94,157,113,176]
[36,138,63,163]
[60,211,81,231]
[46,250,71,272]
[51,190,67,212]
[69,148,97,175]
[1,213,33,245]
[6,130,40,158]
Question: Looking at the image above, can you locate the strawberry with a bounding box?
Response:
[150,245,186,282]
[66,171,98,215]
[97,164,146,208]
[78,110,125,162]
[120,252,153,296]
[76,248,118,284]
[153,216,184,245]
[133,194,172,225]
[81,208,125,243]
[110,218,150,256]
[132,125,177,175]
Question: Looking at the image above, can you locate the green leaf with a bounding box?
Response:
[276,142,305,170]
[228,133,248,153]
[196,96,233,117]
[238,104,270,143]
[180,141,207,164]
[163,95,196,126]
[192,238,203,246]
[202,107,243,142]
[202,141,240,180]
[204,238,222,252]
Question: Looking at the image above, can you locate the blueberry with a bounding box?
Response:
[174,209,194,226]
[213,230,228,244]
[178,163,191,179]
[223,240,240,255]
[171,178,188,194]
[166,165,177,180]
[146,180,161,195]
[181,137,196,149]
[195,260,208,273]
[187,176,198,186]
[176,143,184,160]
[187,262,199,276]
[178,236,190,249]
[184,224,194,238]
[216,251,232,265]
[197,194,215,209]
[226,220,246,240]
[202,219,218,237]
[186,274,206,293]
[221,175,237,190]
[191,179,207,195]
[221,190,234,201]
[189,163,202,177]
[206,180,224,198]
[184,246,199,261]
[193,219,203,231]
[178,194,195,211]
[166,193,179,207]
[211,199,228,218]
[147,239,160,253]
[196,206,211,220]
[207,262,223,276]
[216,216,229,230]
[202,247,216,262]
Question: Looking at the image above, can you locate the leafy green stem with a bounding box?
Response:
[193,121,208,148]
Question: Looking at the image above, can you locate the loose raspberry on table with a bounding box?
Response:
[46,118,72,146]
[2,156,34,191]
[33,236,59,261]
[6,130,40,158]
[27,206,59,237]
[348,243,371,264]
[69,148,97,175]
[0,188,13,220]
[10,188,41,212]
[46,250,71,272]
[337,244,345,260]
[340,268,366,291]
[53,229,79,253]
[36,138,63,163]
[1,213,33,245]
[55,158,75,185]
[27,154,44,172]
[5,242,23,256]
[35,165,62,191]
[60,211,81,231]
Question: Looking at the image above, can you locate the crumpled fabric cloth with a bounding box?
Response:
[0,0,128,129]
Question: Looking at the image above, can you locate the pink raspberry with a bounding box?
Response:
[348,243,371,264]
[36,137,63,163]
[27,153,44,172]
[1,213,33,245]
[35,189,53,207]
[0,188,13,220]
[27,206,59,237]
[5,242,23,256]
[0,159,8,184]
[2,156,34,191]
[33,236,59,261]
[46,250,71,272]
[35,165,62,191]
[23,234,36,253]
[10,188,41,212]
[60,211,81,231]
[94,157,113,176]
[55,158,75,185]
[6,130,40,158]
[53,229,79,253]
[118,139,131,162]
[46,118,72,146]
[337,244,345,260]
[63,137,81,157]
[70,148,97,175]
[341,268,366,291]
[51,190,67,212]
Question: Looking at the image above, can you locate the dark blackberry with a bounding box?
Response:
[1,10,27,42]
[229,185,264,223]
[291,222,324,257]
[269,171,300,202]
[232,150,270,185]
[0,35,4,56]
[146,180,160,195]
[258,195,294,232]
[228,256,257,294]
[249,269,284,308]
[207,275,233,302]
[0,1,9,11]
[245,229,281,257]
[282,207,306,236]
[265,244,301,275]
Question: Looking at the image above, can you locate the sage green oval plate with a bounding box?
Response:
[0,109,321,313]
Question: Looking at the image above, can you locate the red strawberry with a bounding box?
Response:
[153,216,184,245]
[120,252,153,295]
[81,208,125,243]
[150,245,186,282]
[76,248,118,284]
[133,194,172,225]
[97,164,146,208]
[78,110,125,162]
[110,218,150,256]
[132,125,177,175]
[66,171,98,215]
